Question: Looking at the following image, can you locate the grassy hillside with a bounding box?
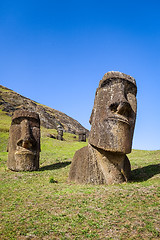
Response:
[0,110,160,239]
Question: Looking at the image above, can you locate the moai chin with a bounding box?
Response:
[7,110,41,171]
[69,71,137,184]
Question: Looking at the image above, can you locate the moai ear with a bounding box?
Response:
[89,108,94,125]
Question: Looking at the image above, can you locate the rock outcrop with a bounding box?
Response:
[0,85,88,135]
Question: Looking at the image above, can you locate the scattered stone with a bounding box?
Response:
[49,177,58,183]
[47,133,56,139]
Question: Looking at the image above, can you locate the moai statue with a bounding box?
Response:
[7,110,40,171]
[57,125,63,141]
[78,130,86,142]
[69,71,137,184]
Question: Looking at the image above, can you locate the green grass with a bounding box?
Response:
[0,110,11,153]
[0,111,160,239]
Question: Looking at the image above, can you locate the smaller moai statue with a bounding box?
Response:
[78,130,86,142]
[7,110,41,171]
[57,125,63,141]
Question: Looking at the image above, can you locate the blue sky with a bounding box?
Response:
[0,0,160,150]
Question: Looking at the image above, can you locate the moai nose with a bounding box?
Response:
[117,101,132,118]
[109,100,132,118]
[17,119,34,149]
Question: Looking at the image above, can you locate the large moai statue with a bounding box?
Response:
[69,71,137,184]
[7,110,41,171]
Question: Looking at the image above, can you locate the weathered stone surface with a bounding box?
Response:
[7,110,40,171]
[89,71,137,153]
[57,125,63,141]
[69,144,131,184]
[69,71,137,184]
[78,130,86,142]
[68,146,90,183]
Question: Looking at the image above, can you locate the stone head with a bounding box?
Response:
[89,71,137,154]
[78,130,86,142]
[57,125,63,141]
[7,110,40,171]
[57,125,63,136]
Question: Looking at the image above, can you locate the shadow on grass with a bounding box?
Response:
[131,164,160,182]
[40,161,71,171]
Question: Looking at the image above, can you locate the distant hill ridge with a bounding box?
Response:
[0,85,89,135]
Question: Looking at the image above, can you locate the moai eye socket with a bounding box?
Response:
[12,117,23,125]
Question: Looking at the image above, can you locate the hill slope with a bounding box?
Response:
[0,85,89,134]
[0,91,160,239]
[0,123,160,239]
